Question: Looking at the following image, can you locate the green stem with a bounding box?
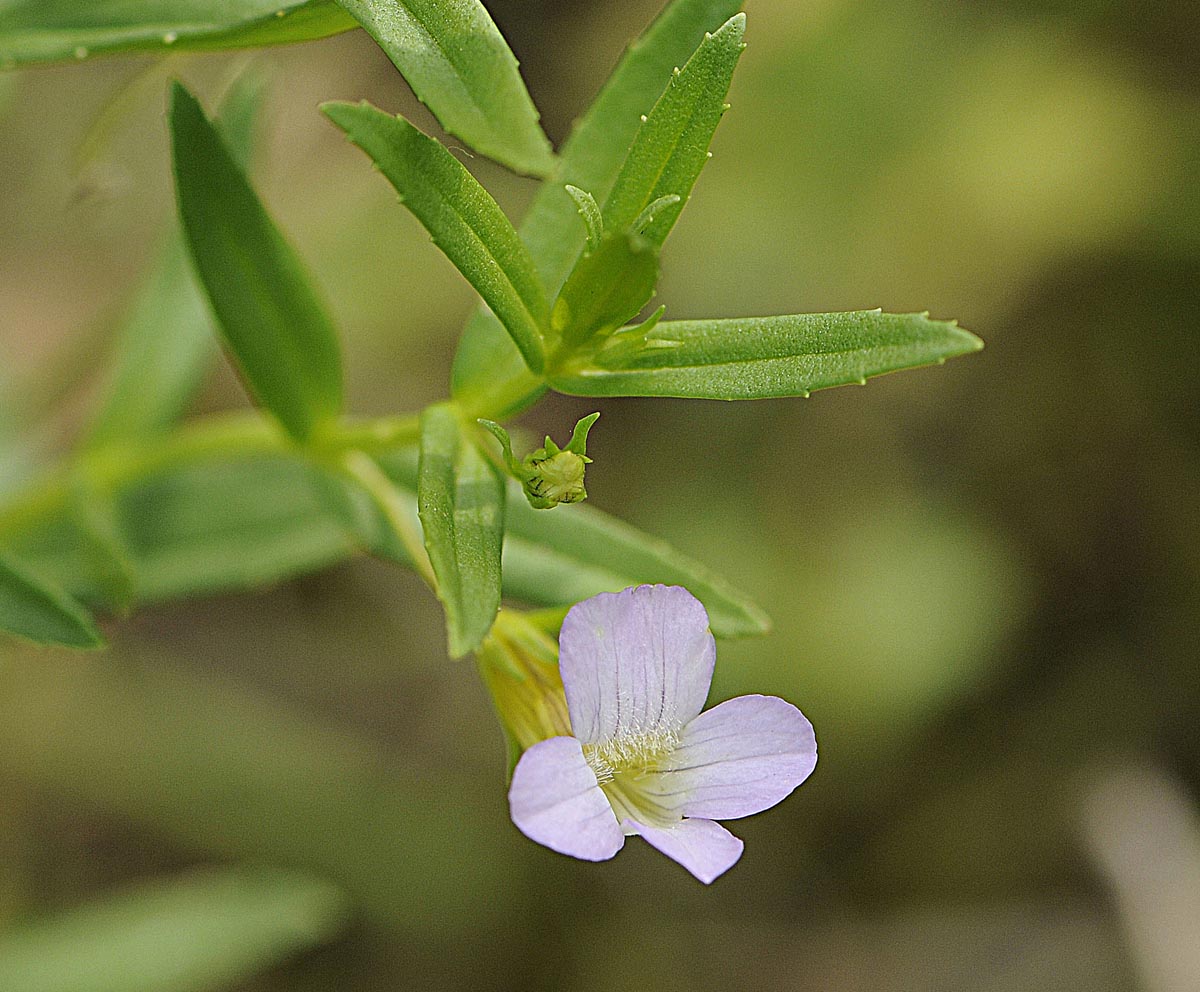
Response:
[338,449,437,593]
[0,410,420,542]
[455,369,547,423]
[326,413,420,455]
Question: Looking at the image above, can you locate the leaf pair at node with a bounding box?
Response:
[442,8,980,409]
[550,187,679,364]
[323,12,750,393]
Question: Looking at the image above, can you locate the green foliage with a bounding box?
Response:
[0,0,550,174]
[540,10,745,368]
[550,232,659,354]
[601,13,744,248]
[0,868,349,992]
[323,101,549,373]
[68,476,136,612]
[0,0,356,66]
[450,0,747,412]
[500,485,770,639]
[170,82,344,444]
[119,456,351,603]
[7,443,359,607]
[0,551,102,648]
[0,0,984,678]
[84,236,215,449]
[87,74,265,449]
[551,310,984,399]
[3,429,763,639]
[330,0,553,176]
[0,3,984,661]
[418,404,505,657]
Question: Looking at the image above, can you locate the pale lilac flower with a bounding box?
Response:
[508,584,817,883]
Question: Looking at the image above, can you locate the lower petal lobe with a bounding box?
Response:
[654,694,817,820]
[625,817,743,884]
[508,736,624,862]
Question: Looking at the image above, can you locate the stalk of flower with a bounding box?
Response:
[507,584,817,883]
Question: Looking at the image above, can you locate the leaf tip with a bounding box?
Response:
[167,79,202,124]
[717,598,772,639]
[958,327,985,353]
[317,99,358,128]
[716,12,749,43]
[934,315,984,355]
[78,626,107,650]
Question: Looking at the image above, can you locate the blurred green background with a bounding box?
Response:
[2,0,1199,989]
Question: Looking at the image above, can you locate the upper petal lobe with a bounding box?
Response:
[559,585,715,744]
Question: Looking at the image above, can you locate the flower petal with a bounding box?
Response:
[559,585,715,744]
[509,736,624,861]
[651,694,817,820]
[625,817,744,884]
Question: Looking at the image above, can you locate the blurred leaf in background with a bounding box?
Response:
[0,552,102,648]
[0,0,356,66]
[0,646,517,936]
[0,867,349,992]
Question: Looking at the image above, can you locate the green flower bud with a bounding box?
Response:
[523,440,588,508]
[479,413,600,510]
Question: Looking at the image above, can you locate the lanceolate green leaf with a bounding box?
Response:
[547,7,747,363]
[0,868,348,992]
[418,404,504,657]
[500,483,769,638]
[6,443,764,639]
[601,13,744,248]
[18,456,356,606]
[323,101,548,373]
[331,0,553,177]
[551,311,984,399]
[0,0,355,67]
[450,0,745,415]
[171,82,343,444]
[0,0,553,177]
[0,551,102,648]
[88,75,266,448]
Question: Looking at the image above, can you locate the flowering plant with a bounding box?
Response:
[0,3,979,977]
